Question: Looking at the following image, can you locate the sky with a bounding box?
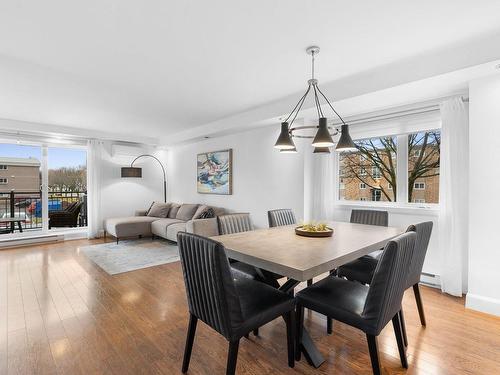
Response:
[0,143,86,169]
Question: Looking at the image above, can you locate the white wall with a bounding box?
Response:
[167,127,304,228]
[466,74,500,316]
[99,143,167,221]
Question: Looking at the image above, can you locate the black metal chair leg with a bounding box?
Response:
[284,311,295,368]
[307,279,313,287]
[252,328,259,336]
[398,310,408,347]
[366,334,381,375]
[116,237,119,244]
[295,305,304,361]
[182,314,198,373]
[327,317,333,335]
[413,283,426,326]
[392,313,408,369]
[226,340,240,375]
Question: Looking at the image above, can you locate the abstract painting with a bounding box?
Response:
[197,149,232,195]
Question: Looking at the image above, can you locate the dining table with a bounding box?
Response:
[212,220,404,368]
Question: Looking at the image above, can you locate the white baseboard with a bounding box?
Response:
[0,234,64,249]
[466,293,500,317]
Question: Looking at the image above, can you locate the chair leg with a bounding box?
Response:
[307,279,313,287]
[329,269,337,276]
[252,328,259,336]
[226,340,240,375]
[366,334,381,375]
[392,313,408,369]
[116,237,119,244]
[327,317,333,335]
[284,310,295,368]
[398,310,408,347]
[295,305,304,361]
[181,314,198,373]
[413,283,426,326]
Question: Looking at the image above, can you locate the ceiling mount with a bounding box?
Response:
[306,46,320,55]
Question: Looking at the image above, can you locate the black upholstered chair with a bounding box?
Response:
[350,209,389,226]
[296,231,417,375]
[268,209,296,228]
[218,213,281,289]
[177,232,296,375]
[337,221,434,339]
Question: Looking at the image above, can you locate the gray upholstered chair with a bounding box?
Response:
[296,231,417,375]
[336,221,433,344]
[177,232,296,375]
[350,209,389,226]
[268,209,296,228]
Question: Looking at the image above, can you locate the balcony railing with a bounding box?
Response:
[0,190,87,234]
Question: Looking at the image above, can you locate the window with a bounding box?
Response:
[360,197,367,201]
[338,135,397,202]
[371,189,382,201]
[338,130,440,204]
[0,178,7,184]
[0,165,7,170]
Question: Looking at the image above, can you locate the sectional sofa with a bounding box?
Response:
[104,203,224,243]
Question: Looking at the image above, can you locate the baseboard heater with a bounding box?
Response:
[0,234,64,249]
[420,272,441,288]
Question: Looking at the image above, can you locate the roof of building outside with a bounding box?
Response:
[0,157,41,167]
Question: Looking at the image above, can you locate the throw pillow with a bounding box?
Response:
[147,202,171,218]
[167,203,181,218]
[192,205,209,219]
[198,208,215,219]
[176,204,199,221]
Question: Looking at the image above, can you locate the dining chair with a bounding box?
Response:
[267,209,314,287]
[177,232,296,375]
[296,231,417,375]
[268,209,296,228]
[336,221,433,344]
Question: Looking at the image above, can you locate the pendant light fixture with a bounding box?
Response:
[274,46,357,153]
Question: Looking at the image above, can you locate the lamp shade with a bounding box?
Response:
[313,146,331,154]
[121,167,142,178]
[280,147,297,154]
[312,117,334,147]
[274,122,295,150]
[335,124,357,152]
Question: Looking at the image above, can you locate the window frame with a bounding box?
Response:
[335,126,440,211]
[414,182,426,190]
[0,177,7,184]
[0,165,7,170]
[359,182,366,189]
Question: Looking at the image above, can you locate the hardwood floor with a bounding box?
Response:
[1,238,499,375]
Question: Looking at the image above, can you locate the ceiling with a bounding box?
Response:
[1,1,500,142]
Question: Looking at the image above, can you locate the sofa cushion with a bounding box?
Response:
[105,216,158,238]
[176,204,199,221]
[147,202,171,218]
[166,222,187,242]
[151,218,184,238]
[167,204,181,218]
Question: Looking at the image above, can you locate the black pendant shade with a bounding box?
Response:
[313,146,331,154]
[311,118,334,147]
[335,124,357,152]
[274,122,295,150]
[121,166,142,178]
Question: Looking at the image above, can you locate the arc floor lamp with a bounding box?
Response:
[121,154,167,202]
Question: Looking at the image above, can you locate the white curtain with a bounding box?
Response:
[439,97,469,296]
[87,139,104,238]
[304,149,336,222]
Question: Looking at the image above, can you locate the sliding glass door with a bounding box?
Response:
[0,140,87,237]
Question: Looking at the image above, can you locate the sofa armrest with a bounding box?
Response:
[135,209,148,216]
[185,218,219,237]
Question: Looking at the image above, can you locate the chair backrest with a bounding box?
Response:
[218,213,253,235]
[177,232,243,340]
[268,209,296,228]
[350,209,388,227]
[406,221,433,288]
[362,231,416,335]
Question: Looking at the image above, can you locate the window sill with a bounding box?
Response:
[334,201,439,216]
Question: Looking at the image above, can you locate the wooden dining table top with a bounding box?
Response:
[212,221,404,281]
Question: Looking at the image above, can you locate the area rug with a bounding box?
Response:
[79,239,179,275]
